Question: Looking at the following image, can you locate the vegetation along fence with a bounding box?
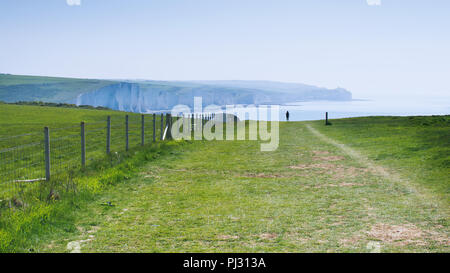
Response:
[0,112,216,207]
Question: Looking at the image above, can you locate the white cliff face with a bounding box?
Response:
[75,82,267,112]
[75,82,352,113]
[76,83,147,112]
[0,74,352,108]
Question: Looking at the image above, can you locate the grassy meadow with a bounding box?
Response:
[0,105,448,253]
[0,103,169,250]
[310,116,450,198]
[0,102,143,137]
[0,74,114,103]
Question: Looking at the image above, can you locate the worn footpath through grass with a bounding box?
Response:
[40,120,449,252]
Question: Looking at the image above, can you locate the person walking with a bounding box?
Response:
[286,111,290,121]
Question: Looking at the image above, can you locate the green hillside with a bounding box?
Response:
[0,74,115,103]
[310,116,450,198]
[0,103,167,207]
[0,102,133,137]
[0,110,448,252]
[0,74,353,112]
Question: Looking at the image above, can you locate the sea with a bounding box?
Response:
[230,96,450,121]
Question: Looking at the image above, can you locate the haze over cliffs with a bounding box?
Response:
[0,74,352,112]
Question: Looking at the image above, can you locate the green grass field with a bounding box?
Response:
[0,102,140,136]
[0,106,448,252]
[0,103,167,209]
[0,104,177,252]
[0,74,115,103]
[310,116,450,199]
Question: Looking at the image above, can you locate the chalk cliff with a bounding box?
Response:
[75,81,352,112]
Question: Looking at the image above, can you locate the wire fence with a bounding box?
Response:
[0,112,220,207]
[0,112,209,206]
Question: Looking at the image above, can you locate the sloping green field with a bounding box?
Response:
[0,104,172,252]
[0,103,166,212]
[0,74,115,103]
[310,116,450,197]
[0,108,448,252]
[0,102,139,137]
[60,117,447,253]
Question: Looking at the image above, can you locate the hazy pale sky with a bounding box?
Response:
[0,0,449,98]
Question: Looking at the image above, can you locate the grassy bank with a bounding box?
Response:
[0,103,167,200]
[0,103,142,137]
[0,74,114,103]
[0,140,185,252]
[0,104,175,252]
[310,116,450,199]
[18,116,448,253]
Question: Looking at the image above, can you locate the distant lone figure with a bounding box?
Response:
[286,111,290,121]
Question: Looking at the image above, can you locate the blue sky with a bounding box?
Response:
[0,0,449,98]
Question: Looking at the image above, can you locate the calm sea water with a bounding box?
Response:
[231,97,450,121]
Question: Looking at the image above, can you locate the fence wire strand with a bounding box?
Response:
[0,114,167,202]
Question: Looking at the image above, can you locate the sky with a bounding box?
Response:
[0,0,449,99]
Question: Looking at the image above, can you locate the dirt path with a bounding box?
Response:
[305,124,444,208]
[42,122,449,252]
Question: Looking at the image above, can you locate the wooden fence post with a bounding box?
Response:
[81,122,86,168]
[153,113,156,142]
[141,114,145,146]
[167,113,172,140]
[44,127,51,181]
[164,113,169,140]
[160,113,164,140]
[106,116,111,154]
[125,115,129,151]
[325,112,329,125]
